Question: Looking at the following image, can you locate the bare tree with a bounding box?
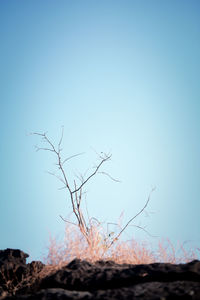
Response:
[32,129,154,253]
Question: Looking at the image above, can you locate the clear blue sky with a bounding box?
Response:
[0,0,200,262]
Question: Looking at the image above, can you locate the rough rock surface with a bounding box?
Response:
[0,248,200,299]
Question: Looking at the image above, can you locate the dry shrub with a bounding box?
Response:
[156,238,199,263]
[44,223,199,267]
[108,240,155,264]
[34,131,165,267]
[45,223,106,266]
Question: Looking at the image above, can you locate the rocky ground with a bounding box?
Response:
[0,248,200,299]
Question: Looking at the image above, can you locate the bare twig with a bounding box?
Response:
[35,146,55,153]
[98,171,121,182]
[72,154,112,194]
[106,187,155,249]
[62,152,85,165]
[59,215,77,226]
[58,126,64,152]
[130,224,157,238]
[46,171,66,185]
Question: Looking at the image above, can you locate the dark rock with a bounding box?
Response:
[0,249,29,297]
[0,249,200,299]
[0,249,28,266]
[0,249,44,299]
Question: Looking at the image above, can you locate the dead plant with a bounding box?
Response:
[32,128,154,257]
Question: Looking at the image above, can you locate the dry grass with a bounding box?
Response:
[33,132,199,271]
[44,223,200,267]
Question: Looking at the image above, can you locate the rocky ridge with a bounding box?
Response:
[0,248,200,299]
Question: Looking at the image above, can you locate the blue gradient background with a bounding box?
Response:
[0,0,200,261]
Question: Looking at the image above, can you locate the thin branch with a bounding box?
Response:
[98,171,121,182]
[72,154,112,194]
[74,171,85,184]
[78,188,82,206]
[107,222,119,226]
[130,224,157,238]
[89,217,101,226]
[107,187,156,249]
[46,171,66,185]
[33,132,58,154]
[59,215,78,226]
[35,146,55,153]
[58,186,66,190]
[32,132,47,137]
[58,126,64,152]
[44,134,58,153]
[62,152,85,165]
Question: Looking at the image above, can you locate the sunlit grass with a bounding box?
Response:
[44,223,200,267]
